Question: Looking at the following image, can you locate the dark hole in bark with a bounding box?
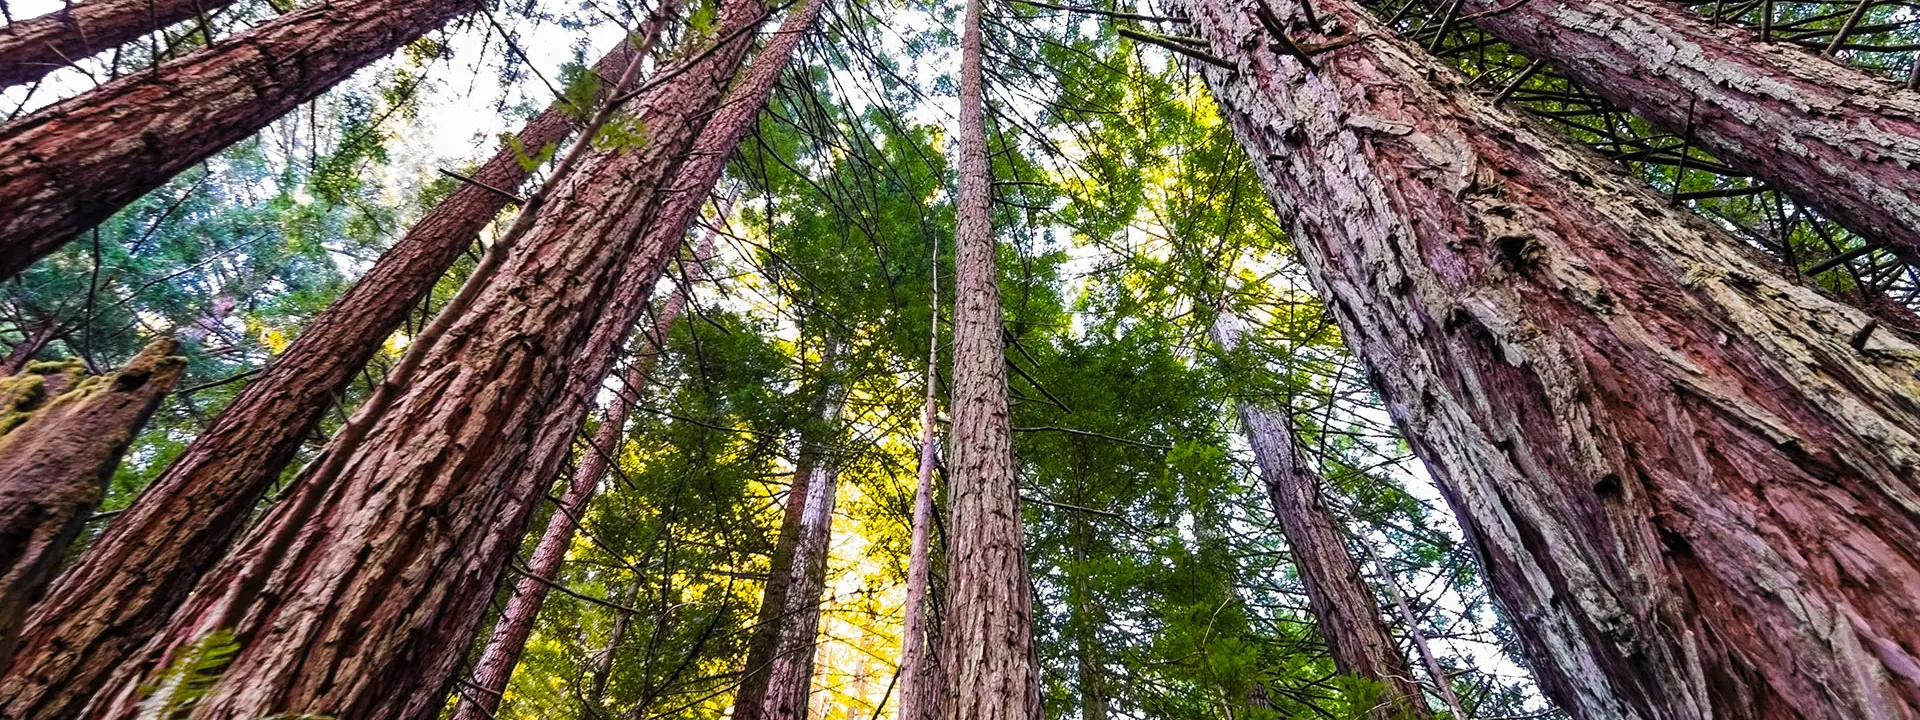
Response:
[1496,235,1534,272]
[1658,527,1692,556]
[1593,473,1623,499]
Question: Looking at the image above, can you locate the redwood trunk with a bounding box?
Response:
[0,340,181,667]
[81,1,770,713]
[0,41,641,720]
[1456,0,1920,260]
[1,318,57,376]
[939,0,1042,716]
[896,318,944,720]
[1183,0,1920,717]
[0,0,241,88]
[449,219,721,720]
[1210,312,1430,719]
[0,0,478,281]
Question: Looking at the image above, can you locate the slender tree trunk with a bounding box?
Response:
[1069,514,1109,720]
[80,1,772,715]
[940,0,1042,716]
[896,281,944,720]
[0,339,181,667]
[0,39,645,720]
[589,575,646,705]
[1452,0,1920,260]
[1182,0,1920,717]
[1,318,57,375]
[0,0,480,282]
[450,214,723,720]
[1209,312,1430,719]
[0,0,242,88]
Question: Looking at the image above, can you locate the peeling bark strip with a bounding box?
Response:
[79,0,773,715]
[1451,0,1920,260]
[0,0,479,282]
[0,0,241,88]
[1210,313,1430,720]
[0,40,642,720]
[0,340,182,668]
[450,213,724,720]
[940,0,1042,716]
[1180,0,1920,717]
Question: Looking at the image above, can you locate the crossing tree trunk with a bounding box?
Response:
[78,1,773,714]
[0,340,181,667]
[0,0,242,88]
[0,0,480,281]
[1451,0,1920,261]
[1210,312,1431,719]
[450,215,722,720]
[939,0,1042,716]
[0,40,645,720]
[1180,0,1920,717]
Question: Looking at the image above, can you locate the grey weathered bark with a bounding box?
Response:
[1450,0,1920,261]
[939,0,1042,716]
[1209,311,1429,719]
[0,0,241,88]
[449,209,723,720]
[0,340,181,668]
[0,0,478,281]
[0,38,647,720]
[81,0,772,714]
[1181,0,1920,717]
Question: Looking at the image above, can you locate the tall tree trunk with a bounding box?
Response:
[450,213,724,720]
[1068,514,1109,720]
[1181,0,1920,717]
[0,39,646,720]
[0,339,181,667]
[734,342,848,720]
[940,0,1042,716]
[0,0,242,88]
[1210,311,1429,719]
[589,575,646,706]
[1,317,58,376]
[1450,0,1920,260]
[0,0,480,282]
[78,1,772,714]
[896,286,944,720]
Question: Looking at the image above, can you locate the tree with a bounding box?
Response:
[1210,310,1430,719]
[0,0,246,88]
[940,0,1043,716]
[1180,0,1920,716]
[1449,0,1920,261]
[0,0,479,281]
[0,339,181,667]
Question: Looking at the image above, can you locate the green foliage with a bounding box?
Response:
[135,629,240,719]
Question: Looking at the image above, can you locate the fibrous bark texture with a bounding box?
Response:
[0,0,239,88]
[0,40,642,720]
[1181,0,1920,717]
[81,2,769,715]
[450,217,721,720]
[1210,313,1429,719]
[1455,0,1920,259]
[939,0,1041,717]
[0,0,477,281]
[0,340,181,668]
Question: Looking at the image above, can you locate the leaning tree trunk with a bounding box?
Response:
[79,1,771,715]
[450,215,723,720]
[0,39,646,720]
[0,0,244,88]
[734,347,848,720]
[1180,0,1920,717]
[0,0,480,282]
[0,340,181,667]
[1451,0,1920,261]
[896,278,945,720]
[1209,311,1430,719]
[940,0,1042,716]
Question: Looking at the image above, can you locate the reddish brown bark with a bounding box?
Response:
[896,295,944,720]
[0,0,239,88]
[450,218,722,720]
[0,318,58,376]
[0,340,181,668]
[1183,0,1920,717]
[939,0,1041,717]
[1453,0,1920,261]
[78,2,771,714]
[0,0,478,282]
[1210,312,1430,719]
[0,41,644,720]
